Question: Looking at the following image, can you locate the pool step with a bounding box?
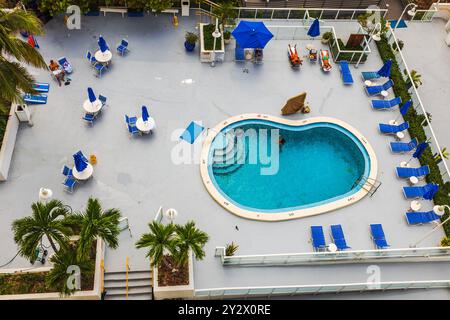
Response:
[212,142,248,175]
[213,140,245,169]
[213,133,235,157]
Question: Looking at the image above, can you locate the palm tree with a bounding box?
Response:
[173,221,209,267]
[65,197,121,260]
[135,221,177,267]
[406,69,423,89]
[12,200,71,259]
[46,245,94,296]
[0,8,48,107]
[434,147,450,164]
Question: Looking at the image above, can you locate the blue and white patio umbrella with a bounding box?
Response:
[413,141,429,160]
[307,18,321,38]
[142,106,149,122]
[231,21,273,49]
[98,35,109,53]
[73,153,88,172]
[377,59,392,78]
[87,87,96,103]
[423,184,439,200]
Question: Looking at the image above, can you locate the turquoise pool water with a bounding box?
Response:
[208,120,370,213]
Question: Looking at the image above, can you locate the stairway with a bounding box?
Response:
[103,270,153,300]
[212,132,248,175]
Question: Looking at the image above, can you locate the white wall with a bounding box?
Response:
[0,105,19,181]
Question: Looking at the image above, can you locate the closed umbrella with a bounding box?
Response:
[142,106,149,122]
[87,87,96,103]
[231,21,273,49]
[307,18,320,38]
[413,141,428,159]
[395,99,412,122]
[73,153,88,172]
[423,184,439,200]
[98,35,109,53]
[377,59,392,78]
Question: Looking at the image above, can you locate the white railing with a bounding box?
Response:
[215,246,450,266]
[194,280,450,298]
[197,1,388,22]
[386,27,450,182]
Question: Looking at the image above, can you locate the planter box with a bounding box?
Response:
[0,105,19,181]
[0,239,105,300]
[199,23,225,63]
[153,252,194,300]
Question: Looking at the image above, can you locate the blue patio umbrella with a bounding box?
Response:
[73,153,88,172]
[142,106,149,122]
[423,184,439,200]
[87,87,96,103]
[231,21,273,49]
[307,18,321,38]
[400,99,412,116]
[413,141,429,159]
[98,35,109,53]
[377,59,392,78]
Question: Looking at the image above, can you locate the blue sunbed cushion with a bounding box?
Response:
[406,211,440,225]
[32,82,50,93]
[311,226,326,249]
[180,121,205,144]
[23,93,48,104]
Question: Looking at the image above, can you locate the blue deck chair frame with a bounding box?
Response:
[370,224,390,249]
[403,183,437,199]
[117,39,129,56]
[339,61,354,84]
[379,122,409,134]
[63,177,77,193]
[371,97,401,110]
[32,82,50,93]
[390,138,418,153]
[330,225,350,250]
[405,211,441,225]
[86,51,97,66]
[361,71,381,81]
[23,93,48,104]
[58,56,73,74]
[61,165,73,177]
[83,113,95,125]
[396,165,430,179]
[311,226,327,251]
[365,80,394,96]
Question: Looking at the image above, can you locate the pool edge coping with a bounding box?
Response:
[200,113,378,222]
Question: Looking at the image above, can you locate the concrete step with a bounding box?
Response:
[104,285,153,296]
[104,278,152,289]
[105,292,153,300]
[213,133,235,157]
[104,270,152,281]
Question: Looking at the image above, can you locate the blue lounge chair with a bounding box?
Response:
[61,165,73,177]
[361,71,381,81]
[58,56,73,73]
[311,226,326,251]
[365,80,394,96]
[99,95,107,106]
[330,225,350,250]
[339,61,353,84]
[83,113,95,125]
[379,122,409,134]
[371,97,401,110]
[396,165,430,179]
[128,124,140,137]
[63,177,77,193]
[32,82,50,93]
[390,138,418,153]
[370,224,390,249]
[403,183,438,199]
[406,211,441,225]
[86,51,97,65]
[23,93,48,104]
[125,115,137,126]
[117,39,129,56]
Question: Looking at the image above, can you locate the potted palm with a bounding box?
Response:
[185,32,198,52]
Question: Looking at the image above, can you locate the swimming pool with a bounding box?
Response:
[200,114,378,221]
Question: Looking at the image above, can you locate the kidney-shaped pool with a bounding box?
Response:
[200,114,378,221]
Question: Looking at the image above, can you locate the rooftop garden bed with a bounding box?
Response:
[157,255,189,287]
[329,36,368,63]
[202,24,223,51]
[375,35,450,235]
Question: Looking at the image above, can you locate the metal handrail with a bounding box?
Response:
[125,256,130,300]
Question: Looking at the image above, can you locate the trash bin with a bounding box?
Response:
[181,0,190,16]
[15,103,33,126]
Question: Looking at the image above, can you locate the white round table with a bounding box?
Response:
[95,50,112,64]
[433,205,446,216]
[306,44,314,50]
[39,188,53,202]
[389,120,398,125]
[72,163,94,181]
[410,200,422,212]
[396,132,405,140]
[83,99,102,114]
[409,176,419,185]
[364,80,372,86]
[381,90,389,99]
[327,243,338,253]
[400,161,410,168]
[136,117,156,134]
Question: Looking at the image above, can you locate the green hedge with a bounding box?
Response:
[376,35,450,236]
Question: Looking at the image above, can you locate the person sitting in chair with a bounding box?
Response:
[49,59,65,86]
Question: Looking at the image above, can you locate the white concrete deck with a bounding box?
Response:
[0,13,449,299]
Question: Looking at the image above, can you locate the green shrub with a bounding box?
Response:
[376,35,450,236]
[202,24,223,51]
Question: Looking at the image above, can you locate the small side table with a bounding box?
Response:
[381,90,389,99]
[328,243,338,253]
[410,200,422,212]
[389,120,398,125]
[409,176,419,185]
[396,132,405,140]
[400,161,410,168]
[364,80,372,86]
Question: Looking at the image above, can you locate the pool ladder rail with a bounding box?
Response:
[352,175,382,197]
